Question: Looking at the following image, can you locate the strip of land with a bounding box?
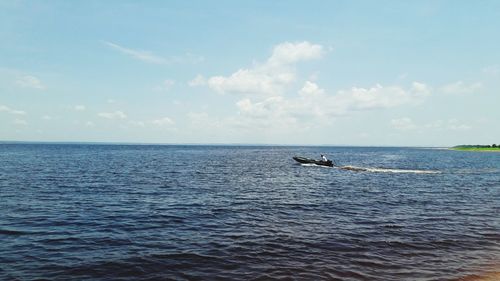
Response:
[450,145,500,152]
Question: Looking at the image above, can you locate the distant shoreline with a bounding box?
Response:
[450,145,500,152]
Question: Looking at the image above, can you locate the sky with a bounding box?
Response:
[1,0,499,146]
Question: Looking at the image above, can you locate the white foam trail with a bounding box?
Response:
[300,163,331,168]
[340,165,440,174]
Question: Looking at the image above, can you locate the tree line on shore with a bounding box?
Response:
[454,144,499,148]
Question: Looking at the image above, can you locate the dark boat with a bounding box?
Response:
[293,156,334,167]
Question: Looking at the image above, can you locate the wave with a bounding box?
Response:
[339,165,441,174]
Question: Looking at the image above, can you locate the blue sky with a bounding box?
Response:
[1,1,499,145]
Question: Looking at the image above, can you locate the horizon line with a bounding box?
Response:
[0,140,450,148]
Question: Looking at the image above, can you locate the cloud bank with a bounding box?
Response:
[206,41,324,96]
[235,81,431,127]
[194,41,433,133]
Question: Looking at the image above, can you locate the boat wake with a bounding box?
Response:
[298,163,440,174]
[300,163,332,168]
[339,165,441,174]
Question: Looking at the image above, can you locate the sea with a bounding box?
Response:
[1,144,499,281]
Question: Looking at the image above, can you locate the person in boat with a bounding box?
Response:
[321,154,328,162]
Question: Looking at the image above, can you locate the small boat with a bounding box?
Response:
[293,156,334,167]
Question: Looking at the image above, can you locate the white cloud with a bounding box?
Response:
[302,81,428,116]
[333,82,429,112]
[15,75,45,89]
[42,115,52,120]
[229,81,431,131]
[234,97,300,130]
[0,105,26,115]
[237,96,288,119]
[85,121,95,127]
[188,79,433,137]
[74,105,86,111]
[441,81,482,95]
[207,41,324,96]
[299,80,325,96]
[151,117,175,126]
[194,42,434,135]
[153,79,175,92]
[412,82,431,97]
[98,111,127,120]
[188,75,206,87]
[104,41,204,65]
[267,41,324,65]
[391,117,417,131]
[208,67,295,96]
[104,41,168,64]
[287,82,330,119]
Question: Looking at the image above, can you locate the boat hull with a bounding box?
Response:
[293,156,334,167]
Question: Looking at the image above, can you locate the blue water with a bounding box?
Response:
[1,144,499,280]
